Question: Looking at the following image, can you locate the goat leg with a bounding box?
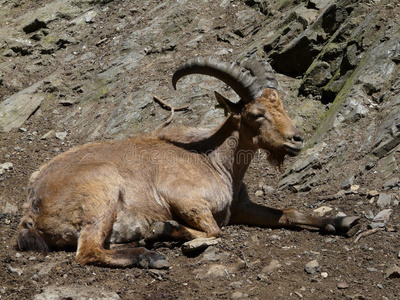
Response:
[166,198,221,238]
[230,184,359,236]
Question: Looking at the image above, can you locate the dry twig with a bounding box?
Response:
[354,227,385,244]
[153,95,189,131]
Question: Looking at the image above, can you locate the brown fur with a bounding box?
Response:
[16,87,358,268]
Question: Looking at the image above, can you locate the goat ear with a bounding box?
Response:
[214,91,242,115]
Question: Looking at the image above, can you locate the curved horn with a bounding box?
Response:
[242,59,278,91]
[172,57,276,103]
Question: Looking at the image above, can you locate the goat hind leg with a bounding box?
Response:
[77,221,169,269]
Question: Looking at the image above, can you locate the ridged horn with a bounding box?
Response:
[172,57,277,103]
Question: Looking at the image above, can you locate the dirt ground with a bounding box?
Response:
[1,0,399,299]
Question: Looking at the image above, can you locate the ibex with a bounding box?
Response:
[17,57,359,269]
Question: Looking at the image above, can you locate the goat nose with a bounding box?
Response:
[292,133,304,143]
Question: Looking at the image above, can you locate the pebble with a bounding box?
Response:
[383,177,399,190]
[181,237,220,254]
[305,260,320,274]
[340,175,354,190]
[0,162,13,175]
[232,291,248,300]
[337,282,349,289]
[367,190,379,198]
[255,190,264,197]
[385,265,400,278]
[377,193,392,209]
[365,210,374,220]
[40,130,56,140]
[373,209,392,223]
[261,259,282,274]
[368,222,385,229]
[321,272,328,278]
[313,206,332,217]
[55,131,68,140]
[7,265,23,276]
[269,234,281,241]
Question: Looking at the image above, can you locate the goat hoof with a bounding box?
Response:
[322,216,360,236]
[151,258,170,269]
[341,216,361,237]
[137,250,169,269]
[334,216,360,236]
[323,224,336,234]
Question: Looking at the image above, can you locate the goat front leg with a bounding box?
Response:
[145,198,221,244]
[229,184,359,236]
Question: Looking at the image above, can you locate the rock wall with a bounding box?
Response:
[1,0,399,195]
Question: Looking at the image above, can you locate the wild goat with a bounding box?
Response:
[17,57,359,269]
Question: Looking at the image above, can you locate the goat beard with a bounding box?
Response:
[266,151,286,172]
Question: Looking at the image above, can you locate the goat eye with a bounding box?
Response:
[251,113,265,120]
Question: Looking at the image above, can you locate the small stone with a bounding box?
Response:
[2,201,18,214]
[313,206,333,217]
[14,146,21,151]
[377,193,392,209]
[385,265,400,278]
[255,190,264,197]
[55,132,67,140]
[0,162,13,172]
[232,291,248,300]
[181,237,220,254]
[336,212,347,217]
[40,130,56,140]
[15,253,22,258]
[7,265,23,276]
[230,281,244,289]
[200,246,229,262]
[368,222,385,229]
[350,185,360,192]
[365,210,374,220]
[19,128,27,132]
[305,260,320,274]
[373,209,392,223]
[383,177,399,190]
[340,175,354,190]
[269,234,281,241]
[367,190,379,198]
[59,99,75,106]
[321,272,328,278]
[257,274,270,283]
[337,282,349,289]
[261,259,282,274]
[262,185,275,194]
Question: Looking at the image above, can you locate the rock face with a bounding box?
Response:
[0,0,400,299]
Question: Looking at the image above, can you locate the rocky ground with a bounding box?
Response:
[0,0,399,299]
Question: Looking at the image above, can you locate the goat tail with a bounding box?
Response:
[16,216,49,253]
